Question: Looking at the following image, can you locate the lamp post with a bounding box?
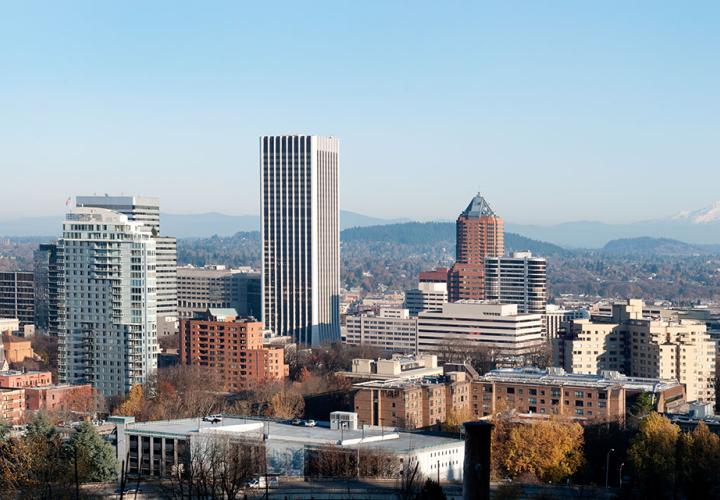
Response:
[605,448,615,489]
[619,462,625,488]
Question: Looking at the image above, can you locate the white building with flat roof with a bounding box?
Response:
[484,251,547,315]
[344,308,418,353]
[405,282,448,316]
[417,301,544,361]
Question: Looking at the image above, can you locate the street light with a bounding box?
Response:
[605,448,615,489]
[619,462,625,488]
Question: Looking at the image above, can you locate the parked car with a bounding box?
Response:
[202,414,223,423]
[291,418,303,426]
[303,419,317,427]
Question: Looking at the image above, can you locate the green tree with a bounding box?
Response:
[627,412,679,499]
[66,422,117,482]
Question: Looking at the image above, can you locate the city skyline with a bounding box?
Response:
[2,2,719,224]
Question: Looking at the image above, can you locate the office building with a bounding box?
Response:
[543,304,586,340]
[484,251,547,315]
[417,301,544,362]
[471,367,685,422]
[33,243,60,333]
[0,271,34,326]
[405,282,448,316]
[177,265,261,320]
[343,308,418,353]
[558,299,716,403]
[448,194,504,302]
[57,207,158,397]
[77,195,177,337]
[418,267,449,284]
[112,414,465,482]
[261,135,340,345]
[353,372,470,429]
[179,308,287,392]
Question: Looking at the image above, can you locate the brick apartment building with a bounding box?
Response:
[471,367,685,423]
[353,372,470,429]
[0,370,94,419]
[180,308,288,392]
[0,370,52,389]
[0,388,25,423]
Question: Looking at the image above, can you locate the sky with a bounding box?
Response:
[1,1,719,224]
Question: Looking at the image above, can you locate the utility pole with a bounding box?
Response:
[74,445,80,500]
[605,448,615,489]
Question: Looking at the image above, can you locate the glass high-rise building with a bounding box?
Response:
[260,135,340,345]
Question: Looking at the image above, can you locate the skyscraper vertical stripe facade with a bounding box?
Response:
[261,135,340,345]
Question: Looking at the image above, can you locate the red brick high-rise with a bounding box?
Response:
[448,194,504,302]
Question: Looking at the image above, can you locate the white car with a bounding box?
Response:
[304,419,316,427]
[202,414,223,423]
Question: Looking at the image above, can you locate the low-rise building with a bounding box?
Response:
[471,367,685,422]
[0,388,25,423]
[417,301,544,362]
[343,308,418,353]
[340,354,442,381]
[2,334,36,364]
[353,372,471,429]
[112,415,465,482]
[0,370,52,389]
[25,384,94,412]
[180,309,288,392]
[543,304,586,340]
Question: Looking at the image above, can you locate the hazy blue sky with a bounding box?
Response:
[1,1,719,224]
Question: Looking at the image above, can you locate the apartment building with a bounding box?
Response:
[0,388,25,424]
[417,301,544,362]
[57,207,158,397]
[343,308,418,353]
[543,304,586,340]
[179,309,288,392]
[25,384,94,412]
[0,370,52,388]
[471,367,685,422]
[484,251,547,315]
[557,299,716,403]
[0,271,34,326]
[177,266,261,320]
[353,372,470,429]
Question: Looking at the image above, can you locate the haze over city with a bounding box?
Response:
[2,1,719,224]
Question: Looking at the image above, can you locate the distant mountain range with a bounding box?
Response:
[4,200,720,247]
[0,211,410,238]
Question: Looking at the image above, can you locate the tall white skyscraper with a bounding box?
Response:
[76,195,177,337]
[57,207,158,396]
[260,135,340,345]
[484,251,547,315]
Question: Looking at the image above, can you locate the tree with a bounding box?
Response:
[66,421,117,483]
[501,419,584,483]
[627,412,679,499]
[415,478,446,500]
[116,384,144,417]
[676,421,720,499]
[443,406,473,433]
[266,387,305,419]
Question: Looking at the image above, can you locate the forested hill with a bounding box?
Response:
[341,222,568,256]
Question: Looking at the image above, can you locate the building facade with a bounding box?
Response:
[33,243,60,333]
[405,282,448,316]
[543,304,585,340]
[343,308,418,353]
[471,367,685,422]
[179,309,287,392]
[448,194,504,302]
[57,207,158,397]
[261,135,340,345]
[417,301,544,362]
[76,196,178,337]
[0,271,34,326]
[177,266,261,320]
[484,251,547,315]
[558,299,716,403]
[0,388,25,424]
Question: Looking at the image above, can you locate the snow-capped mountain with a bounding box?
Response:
[671,201,720,224]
